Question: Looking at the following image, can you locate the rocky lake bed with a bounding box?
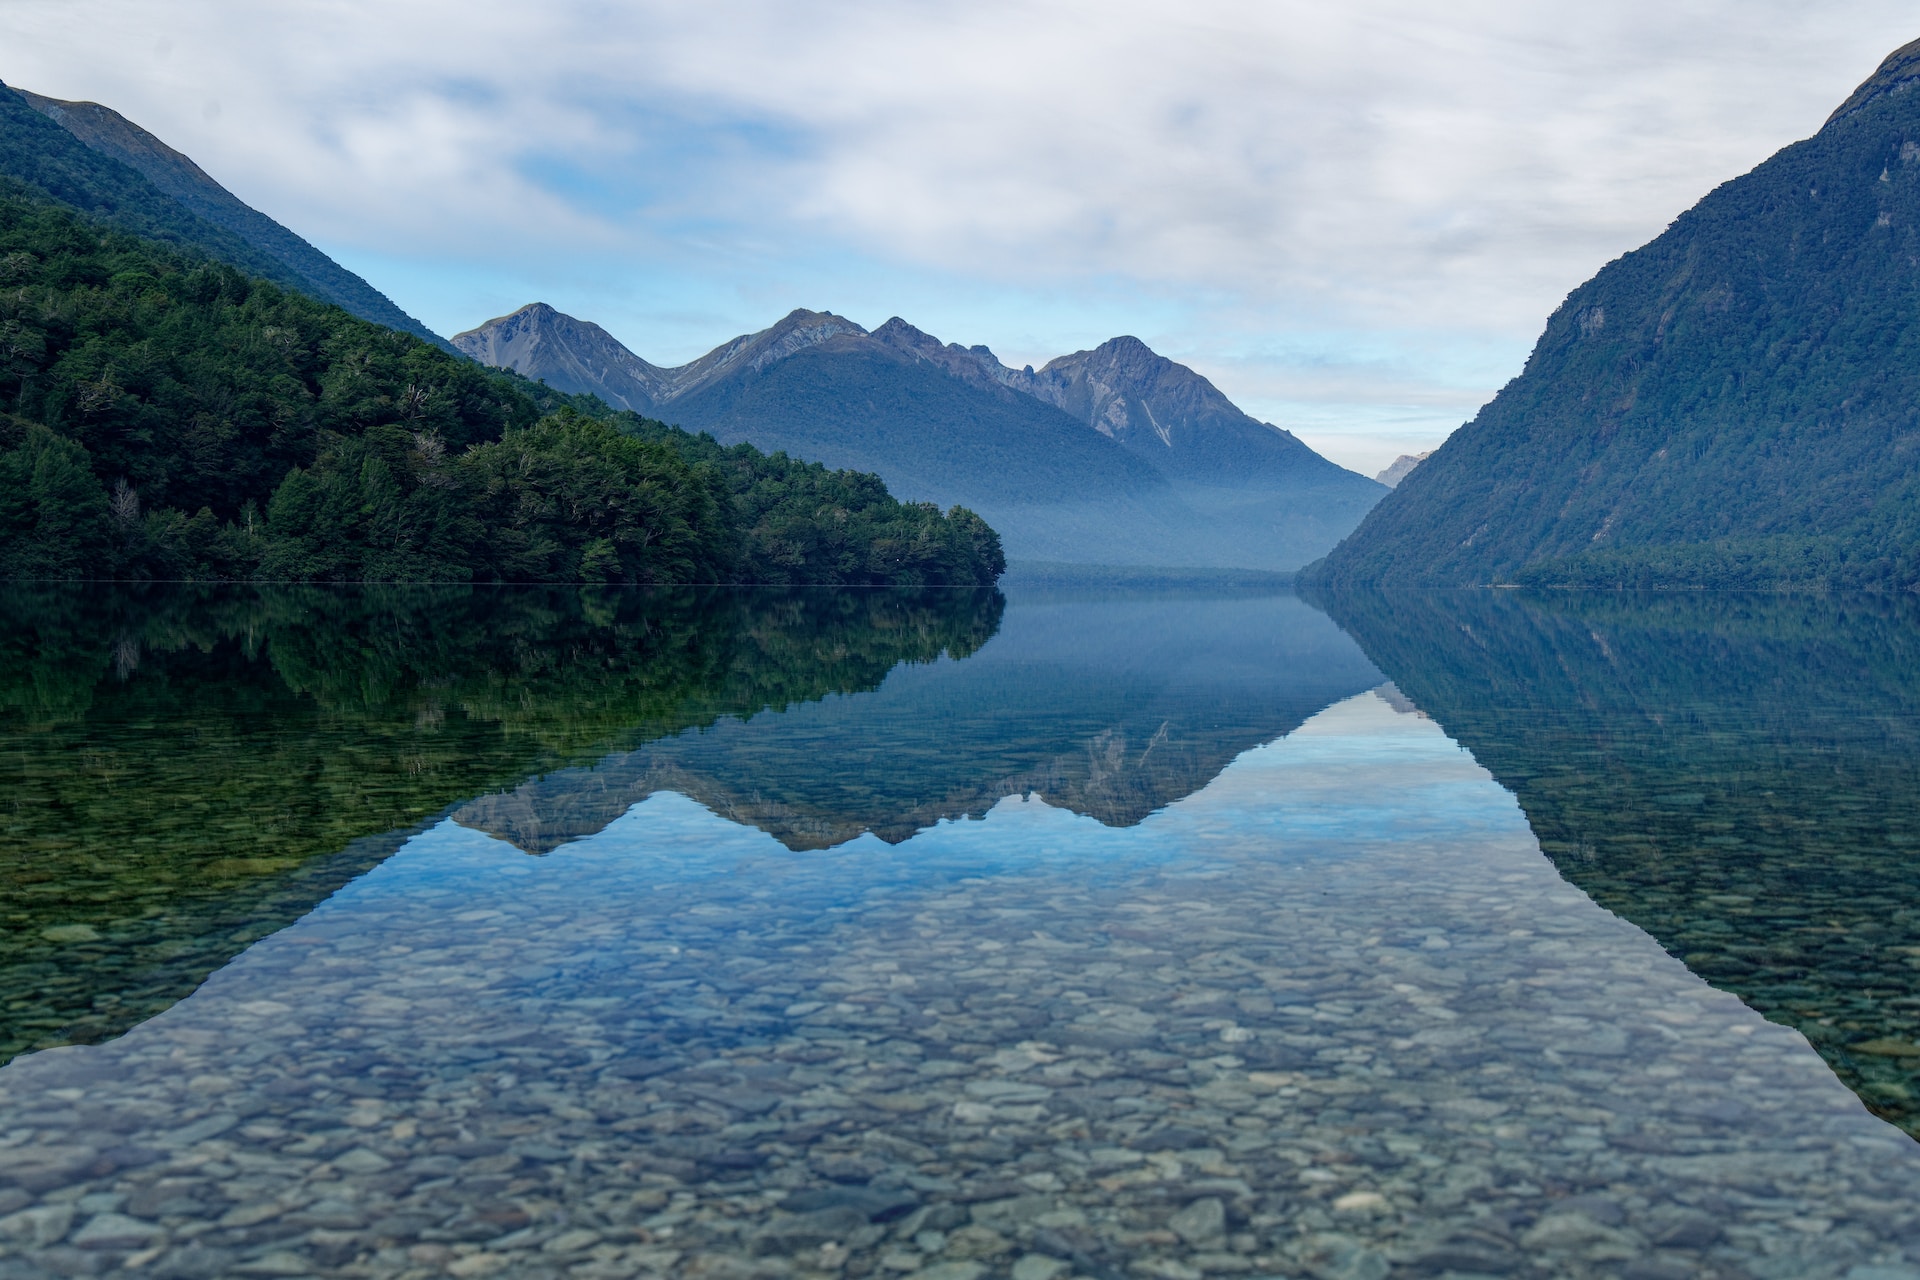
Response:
[4,693,1918,1280]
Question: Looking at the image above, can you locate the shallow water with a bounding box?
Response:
[1323,590,1920,1139]
[2,586,1919,1280]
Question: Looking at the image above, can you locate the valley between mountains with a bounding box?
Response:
[13,35,1920,584]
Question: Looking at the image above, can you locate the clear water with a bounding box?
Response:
[2,585,1918,1280]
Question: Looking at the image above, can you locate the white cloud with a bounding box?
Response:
[5,0,1917,471]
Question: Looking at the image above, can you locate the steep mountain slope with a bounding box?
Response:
[0,79,304,289]
[1308,37,1920,588]
[456,306,1385,567]
[13,86,450,351]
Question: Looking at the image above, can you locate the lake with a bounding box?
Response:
[2,583,1918,1280]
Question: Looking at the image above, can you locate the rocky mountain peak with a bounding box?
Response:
[652,308,866,400]
[1088,335,1156,362]
[758,307,865,352]
[1023,338,1247,449]
[452,303,665,412]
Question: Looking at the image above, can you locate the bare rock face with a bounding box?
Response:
[1012,337,1344,489]
[1016,336,1242,453]
[656,308,868,398]
[1375,451,1432,487]
[452,303,669,412]
[874,325,1380,493]
[451,305,867,413]
[867,317,1026,395]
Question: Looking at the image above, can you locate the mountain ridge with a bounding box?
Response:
[7,84,452,352]
[453,304,1384,568]
[0,78,313,293]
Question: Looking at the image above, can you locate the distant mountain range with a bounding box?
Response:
[0,80,452,352]
[455,303,1385,568]
[1308,37,1920,589]
[0,76,1386,571]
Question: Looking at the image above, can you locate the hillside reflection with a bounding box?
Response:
[0,584,1003,1063]
[2,585,1387,1068]
[1319,588,1920,1137]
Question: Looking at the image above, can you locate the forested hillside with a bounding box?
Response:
[0,79,322,307]
[0,190,1003,585]
[13,85,451,351]
[1307,38,1920,589]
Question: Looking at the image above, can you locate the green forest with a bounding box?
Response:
[0,187,1003,585]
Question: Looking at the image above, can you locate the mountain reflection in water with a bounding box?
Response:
[453,591,1386,852]
[1320,588,1920,1138]
[9,585,1920,1279]
[0,584,1004,1065]
[0,585,1381,1066]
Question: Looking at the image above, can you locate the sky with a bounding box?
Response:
[5,1,1918,474]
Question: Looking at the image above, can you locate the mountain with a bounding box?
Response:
[452,302,665,409]
[1375,451,1430,487]
[455,306,1385,569]
[9,85,452,352]
[1007,336,1341,488]
[0,78,303,286]
[1306,37,1920,589]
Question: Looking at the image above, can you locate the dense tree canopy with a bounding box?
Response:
[0,188,1003,584]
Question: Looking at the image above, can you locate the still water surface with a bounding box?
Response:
[2,585,1918,1280]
